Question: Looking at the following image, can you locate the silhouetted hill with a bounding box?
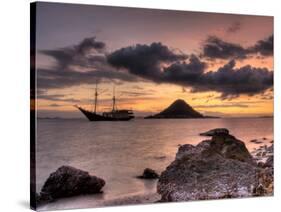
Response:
[145,99,205,119]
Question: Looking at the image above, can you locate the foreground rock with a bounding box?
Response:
[157,128,273,202]
[137,168,159,179]
[38,166,105,204]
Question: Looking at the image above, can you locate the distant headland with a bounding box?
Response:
[145,99,219,119]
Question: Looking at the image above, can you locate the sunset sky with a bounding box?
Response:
[35,2,273,118]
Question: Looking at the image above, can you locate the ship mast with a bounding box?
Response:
[112,86,116,112]
[94,82,98,113]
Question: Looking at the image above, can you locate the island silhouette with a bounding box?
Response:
[145,99,217,119]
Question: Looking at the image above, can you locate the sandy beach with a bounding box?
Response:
[38,192,160,211]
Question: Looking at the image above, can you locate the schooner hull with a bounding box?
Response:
[76,106,134,121]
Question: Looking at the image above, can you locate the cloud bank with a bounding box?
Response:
[108,45,273,98]
[38,37,139,90]
[202,34,273,60]
[38,35,273,99]
[41,37,107,69]
[107,42,188,82]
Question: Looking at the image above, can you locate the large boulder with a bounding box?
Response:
[39,166,105,202]
[157,129,272,202]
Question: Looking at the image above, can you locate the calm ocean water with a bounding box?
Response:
[36,118,273,210]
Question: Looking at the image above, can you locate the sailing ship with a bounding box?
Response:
[75,84,134,121]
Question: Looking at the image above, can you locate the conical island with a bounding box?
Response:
[145,99,209,119]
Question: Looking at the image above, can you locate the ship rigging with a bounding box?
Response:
[75,84,134,121]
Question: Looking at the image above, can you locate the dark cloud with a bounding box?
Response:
[248,35,273,56]
[107,42,188,82]
[77,37,105,53]
[192,60,273,98]
[41,37,106,69]
[201,36,248,60]
[201,34,273,60]
[38,37,141,90]
[39,36,273,100]
[108,44,273,98]
[162,55,206,83]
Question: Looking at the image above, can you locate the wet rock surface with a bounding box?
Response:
[157,128,273,202]
[37,166,105,205]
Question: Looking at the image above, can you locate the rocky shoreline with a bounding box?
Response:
[157,128,273,202]
[37,128,273,208]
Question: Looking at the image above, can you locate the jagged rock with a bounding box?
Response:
[137,168,159,179]
[157,129,264,202]
[38,166,105,202]
[200,128,229,136]
[264,155,273,167]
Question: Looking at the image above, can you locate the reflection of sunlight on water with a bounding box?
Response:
[37,117,273,209]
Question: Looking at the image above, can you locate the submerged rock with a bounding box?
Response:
[157,129,272,202]
[250,139,263,144]
[38,166,105,203]
[137,168,159,179]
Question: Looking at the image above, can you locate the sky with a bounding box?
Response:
[34,2,274,118]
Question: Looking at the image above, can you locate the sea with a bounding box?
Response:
[36,117,273,210]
